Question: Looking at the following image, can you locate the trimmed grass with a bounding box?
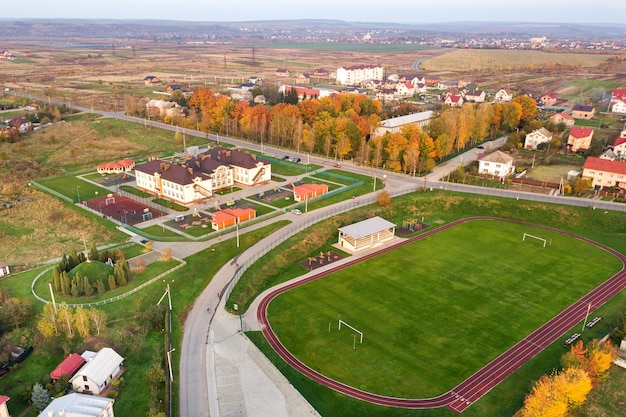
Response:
[266,220,621,398]
[37,176,111,202]
[141,224,185,238]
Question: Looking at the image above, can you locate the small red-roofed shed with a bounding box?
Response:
[50,353,86,381]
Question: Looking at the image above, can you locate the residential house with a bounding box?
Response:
[166,84,182,93]
[582,157,626,189]
[425,75,440,87]
[275,68,290,77]
[612,137,626,160]
[143,75,161,86]
[567,127,594,153]
[611,100,626,114]
[295,73,310,84]
[0,395,10,417]
[464,90,486,103]
[248,76,261,84]
[293,183,329,202]
[540,93,558,106]
[549,112,575,127]
[362,79,381,90]
[444,95,463,107]
[211,207,256,230]
[408,75,426,86]
[494,89,513,102]
[457,80,473,89]
[313,68,330,77]
[395,82,415,96]
[70,347,123,395]
[437,81,458,90]
[478,150,515,177]
[279,85,324,101]
[572,104,595,119]
[50,353,86,381]
[375,111,433,137]
[253,95,266,104]
[0,262,9,277]
[37,393,114,417]
[135,147,271,204]
[610,89,626,113]
[599,148,617,160]
[336,65,384,86]
[375,89,396,102]
[8,117,32,134]
[145,99,184,118]
[524,127,553,150]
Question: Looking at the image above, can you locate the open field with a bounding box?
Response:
[266,220,621,398]
[421,49,613,72]
[525,164,582,183]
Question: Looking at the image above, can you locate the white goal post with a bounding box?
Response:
[338,319,363,344]
[105,196,116,205]
[522,232,546,248]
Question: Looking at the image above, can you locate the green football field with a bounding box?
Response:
[266,219,622,398]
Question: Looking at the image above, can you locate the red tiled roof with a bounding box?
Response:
[611,89,626,101]
[97,159,134,170]
[50,353,86,380]
[551,111,573,121]
[569,127,593,138]
[293,183,328,198]
[0,395,9,405]
[583,157,626,176]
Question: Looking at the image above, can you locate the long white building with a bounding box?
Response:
[336,65,384,86]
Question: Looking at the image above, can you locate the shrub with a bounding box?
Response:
[106,389,119,399]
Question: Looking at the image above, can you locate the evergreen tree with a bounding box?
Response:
[89,243,98,263]
[61,271,71,295]
[78,252,86,263]
[70,278,80,297]
[31,383,51,413]
[59,253,68,272]
[69,248,79,269]
[108,275,117,290]
[52,266,61,292]
[95,279,106,294]
[83,276,94,297]
[122,260,132,282]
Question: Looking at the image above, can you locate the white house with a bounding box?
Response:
[70,348,124,395]
[395,82,415,96]
[613,138,626,160]
[464,90,486,103]
[37,393,114,417]
[494,89,513,102]
[524,127,553,150]
[444,95,463,107]
[478,150,515,177]
[135,147,271,204]
[0,262,9,277]
[611,100,626,114]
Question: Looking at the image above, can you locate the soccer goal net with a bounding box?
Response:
[522,232,546,247]
[338,319,363,344]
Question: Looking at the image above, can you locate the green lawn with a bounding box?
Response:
[266,220,622,398]
[37,176,111,202]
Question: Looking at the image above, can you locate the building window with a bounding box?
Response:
[83,376,88,382]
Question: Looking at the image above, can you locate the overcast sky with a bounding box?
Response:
[3,0,625,24]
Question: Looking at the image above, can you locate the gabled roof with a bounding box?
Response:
[0,395,8,406]
[541,93,557,99]
[51,353,86,380]
[380,111,433,129]
[447,95,462,103]
[569,127,594,138]
[38,393,113,417]
[480,150,514,164]
[583,157,626,175]
[293,183,328,197]
[530,127,553,138]
[550,111,573,121]
[611,89,626,101]
[338,216,395,240]
[70,348,123,387]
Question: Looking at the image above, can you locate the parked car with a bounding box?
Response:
[292,157,301,163]
[291,209,302,215]
[282,155,290,160]
[140,239,150,244]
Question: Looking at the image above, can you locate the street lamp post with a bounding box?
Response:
[76,185,81,203]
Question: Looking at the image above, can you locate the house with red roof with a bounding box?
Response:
[0,395,9,417]
[567,127,594,153]
[211,207,256,230]
[444,95,463,107]
[50,353,86,381]
[293,183,329,202]
[96,159,135,175]
[395,82,415,96]
[582,157,626,190]
[610,89,626,104]
[549,112,575,127]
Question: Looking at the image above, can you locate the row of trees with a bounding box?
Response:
[174,89,539,173]
[37,303,107,339]
[520,339,616,417]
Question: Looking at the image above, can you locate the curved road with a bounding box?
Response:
[256,217,626,413]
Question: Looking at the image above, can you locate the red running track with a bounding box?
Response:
[256,217,626,413]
